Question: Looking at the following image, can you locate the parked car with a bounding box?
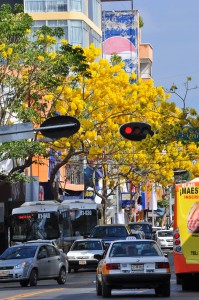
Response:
[0,242,68,287]
[66,239,105,272]
[129,222,153,239]
[96,239,171,298]
[89,224,132,247]
[155,230,173,249]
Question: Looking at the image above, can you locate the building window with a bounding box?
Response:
[69,20,83,46]
[140,61,152,79]
[69,0,83,12]
[24,0,68,13]
[32,20,68,50]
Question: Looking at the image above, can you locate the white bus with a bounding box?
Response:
[10,200,73,252]
[61,199,101,240]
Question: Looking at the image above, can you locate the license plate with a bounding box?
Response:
[79,260,86,265]
[132,264,144,271]
[0,270,9,276]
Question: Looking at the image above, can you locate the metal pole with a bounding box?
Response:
[0,123,77,136]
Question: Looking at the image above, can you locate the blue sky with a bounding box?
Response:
[102,0,199,111]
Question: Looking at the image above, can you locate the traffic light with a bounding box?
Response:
[119,122,154,141]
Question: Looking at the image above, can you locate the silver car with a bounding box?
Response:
[0,242,68,287]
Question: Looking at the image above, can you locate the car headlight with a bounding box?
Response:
[67,256,76,259]
[14,261,29,269]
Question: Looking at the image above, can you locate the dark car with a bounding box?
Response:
[89,224,132,247]
[129,222,153,239]
[0,242,68,287]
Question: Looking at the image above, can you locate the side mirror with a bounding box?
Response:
[164,253,168,257]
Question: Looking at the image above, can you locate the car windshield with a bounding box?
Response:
[0,246,37,260]
[90,226,127,238]
[157,231,173,237]
[109,241,161,257]
[130,224,151,233]
[71,241,103,251]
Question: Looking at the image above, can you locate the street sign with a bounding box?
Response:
[39,116,80,139]
[176,126,199,142]
[0,122,34,143]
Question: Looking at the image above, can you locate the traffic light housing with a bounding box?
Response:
[119,122,154,141]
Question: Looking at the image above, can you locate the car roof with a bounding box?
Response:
[129,222,151,225]
[94,224,127,227]
[110,239,155,244]
[73,238,104,242]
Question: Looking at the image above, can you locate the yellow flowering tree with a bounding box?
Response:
[1,5,199,220]
[0,4,91,184]
[47,46,199,218]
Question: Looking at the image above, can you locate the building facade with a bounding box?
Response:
[24,0,102,49]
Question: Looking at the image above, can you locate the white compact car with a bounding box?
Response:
[96,239,171,297]
[66,239,105,272]
[155,230,173,249]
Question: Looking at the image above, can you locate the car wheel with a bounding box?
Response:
[176,274,181,285]
[181,277,192,291]
[20,280,29,287]
[96,275,102,296]
[155,282,170,297]
[29,269,38,287]
[57,267,67,285]
[102,281,111,298]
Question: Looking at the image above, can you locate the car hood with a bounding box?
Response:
[0,258,33,267]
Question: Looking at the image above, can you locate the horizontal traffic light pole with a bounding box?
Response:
[0,116,80,142]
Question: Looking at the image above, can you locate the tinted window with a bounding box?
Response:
[46,245,58,257]
[109,241,161,257]
[129,223,152,233]
[90,226,128,238]
[157,231,173,237]
[1,246,37,259]
[71,241,102,251]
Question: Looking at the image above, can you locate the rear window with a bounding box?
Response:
[71,241,103,251]
[109,241,161,257]
[90,226,128,238]
[157,231,173,237]
[129,223,152,233]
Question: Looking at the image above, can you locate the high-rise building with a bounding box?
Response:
[24,0,102,49]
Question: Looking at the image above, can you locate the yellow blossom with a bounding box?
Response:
[7,48,13,56]
[1,51,7,59]
[26,29,31,34]
[37,55,44,61]
[61,39,68,45]
[0,43,6,50]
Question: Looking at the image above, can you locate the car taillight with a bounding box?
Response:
[174,239,180,245]
[174,233,180,239]
[156,262,170,269]
[173,228,182,253]
[106,263,120,270]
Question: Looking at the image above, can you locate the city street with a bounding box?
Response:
[0,252,198,300]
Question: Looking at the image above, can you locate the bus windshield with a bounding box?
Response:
[10,212,60,242]
[70,209,98,237]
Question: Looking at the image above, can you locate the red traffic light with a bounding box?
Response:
[119,122,154,141]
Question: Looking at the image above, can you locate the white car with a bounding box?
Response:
[96,239,171,297]
[155,230,173,249]
[66,239,105,272]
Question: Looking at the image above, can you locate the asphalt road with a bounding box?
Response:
[0,251,198,300]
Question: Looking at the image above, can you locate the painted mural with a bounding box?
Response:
[102,11,139,75]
